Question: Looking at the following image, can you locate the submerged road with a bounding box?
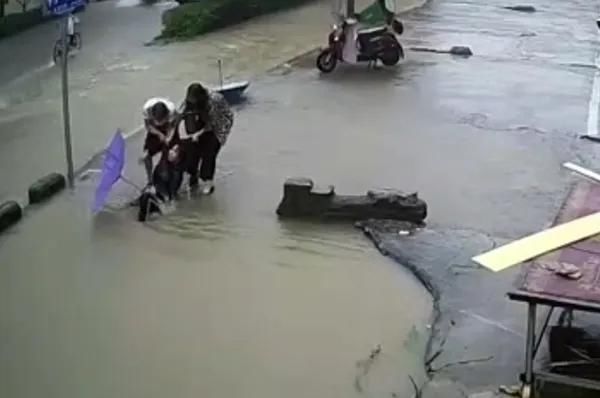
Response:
[0,0,390,202]
[2,0,600,397]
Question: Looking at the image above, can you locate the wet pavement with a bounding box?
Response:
[0,1,433,398]
[0,0,399,203]
[2,0,600,396]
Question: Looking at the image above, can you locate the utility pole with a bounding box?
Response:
[60,16,75,188]
[46,0,84,189]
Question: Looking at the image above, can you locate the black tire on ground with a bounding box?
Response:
[380,47,401,66]
[316,49,337,73]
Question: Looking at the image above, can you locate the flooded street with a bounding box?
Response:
[0,152,432,397]
[0,0,417,202]
[0,1,433,397]
[2,0,600,396]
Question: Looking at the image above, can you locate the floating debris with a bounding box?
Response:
[503,5,536,13]
[410,46,473,57]
[449,46,473,57]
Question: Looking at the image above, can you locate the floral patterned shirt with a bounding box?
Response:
[206,90,234,146]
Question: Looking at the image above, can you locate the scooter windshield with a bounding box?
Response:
[357,0,395,27]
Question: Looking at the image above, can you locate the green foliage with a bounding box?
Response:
[160,0,313,40]
[0,7,43,39]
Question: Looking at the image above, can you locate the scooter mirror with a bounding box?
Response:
[392,18,404,35]
[384,0,396,13]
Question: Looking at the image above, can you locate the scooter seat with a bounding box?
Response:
[357,26,387,36]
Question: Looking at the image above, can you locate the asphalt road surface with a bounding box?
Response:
[1,0,600,397]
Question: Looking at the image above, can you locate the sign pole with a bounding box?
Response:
[347,0,354,16]
[61,16,75,188]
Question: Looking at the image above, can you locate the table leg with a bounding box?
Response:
[523,302,537,398]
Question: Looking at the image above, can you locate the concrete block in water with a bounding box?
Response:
[28,173,66,204]
[449,46,473,57]
[0,201,22,233]
[276,177,427,223]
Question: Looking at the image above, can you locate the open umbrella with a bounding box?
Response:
[92,130,126,213]
[215,59,249,104]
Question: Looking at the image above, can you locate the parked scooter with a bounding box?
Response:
[316,0,404,73]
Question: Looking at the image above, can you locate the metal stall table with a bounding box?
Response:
[509,182,600,398]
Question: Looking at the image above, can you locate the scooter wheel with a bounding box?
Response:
[379,46,404,66]
[380,48,401,66]
[316,49,337,73]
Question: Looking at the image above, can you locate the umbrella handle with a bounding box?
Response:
[120,175,144,192]
[218,59,224,88]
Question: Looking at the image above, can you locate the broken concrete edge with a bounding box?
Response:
[0,201,23,234]
[277,177,428,222]
[356,221,451,391]
[28,172,67,205]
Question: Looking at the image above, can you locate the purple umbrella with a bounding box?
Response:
[93,130,126,213]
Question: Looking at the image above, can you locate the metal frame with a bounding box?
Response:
[509,290,600,397]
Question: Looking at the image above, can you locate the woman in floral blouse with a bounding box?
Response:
[178,83,234,194]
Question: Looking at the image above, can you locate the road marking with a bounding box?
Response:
[124,125,144,139]
[459,310,523,338]
[587,51,600,137]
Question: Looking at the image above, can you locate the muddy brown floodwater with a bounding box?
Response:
[0,184,432,398]
[0,1,433,397]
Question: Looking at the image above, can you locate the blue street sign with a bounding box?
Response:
[46,0,85,16]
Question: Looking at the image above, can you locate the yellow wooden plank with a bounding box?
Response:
[472,212,600,272]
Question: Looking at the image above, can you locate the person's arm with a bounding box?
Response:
[177,114,204,140]
[145,119,166,141]
[177,118,192,139]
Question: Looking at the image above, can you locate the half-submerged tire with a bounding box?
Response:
[28,173,66,204]
[0,201,22,233]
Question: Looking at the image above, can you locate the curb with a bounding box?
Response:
[0,172,66,235]
[0,201,23,233]
[28,173,67,205]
